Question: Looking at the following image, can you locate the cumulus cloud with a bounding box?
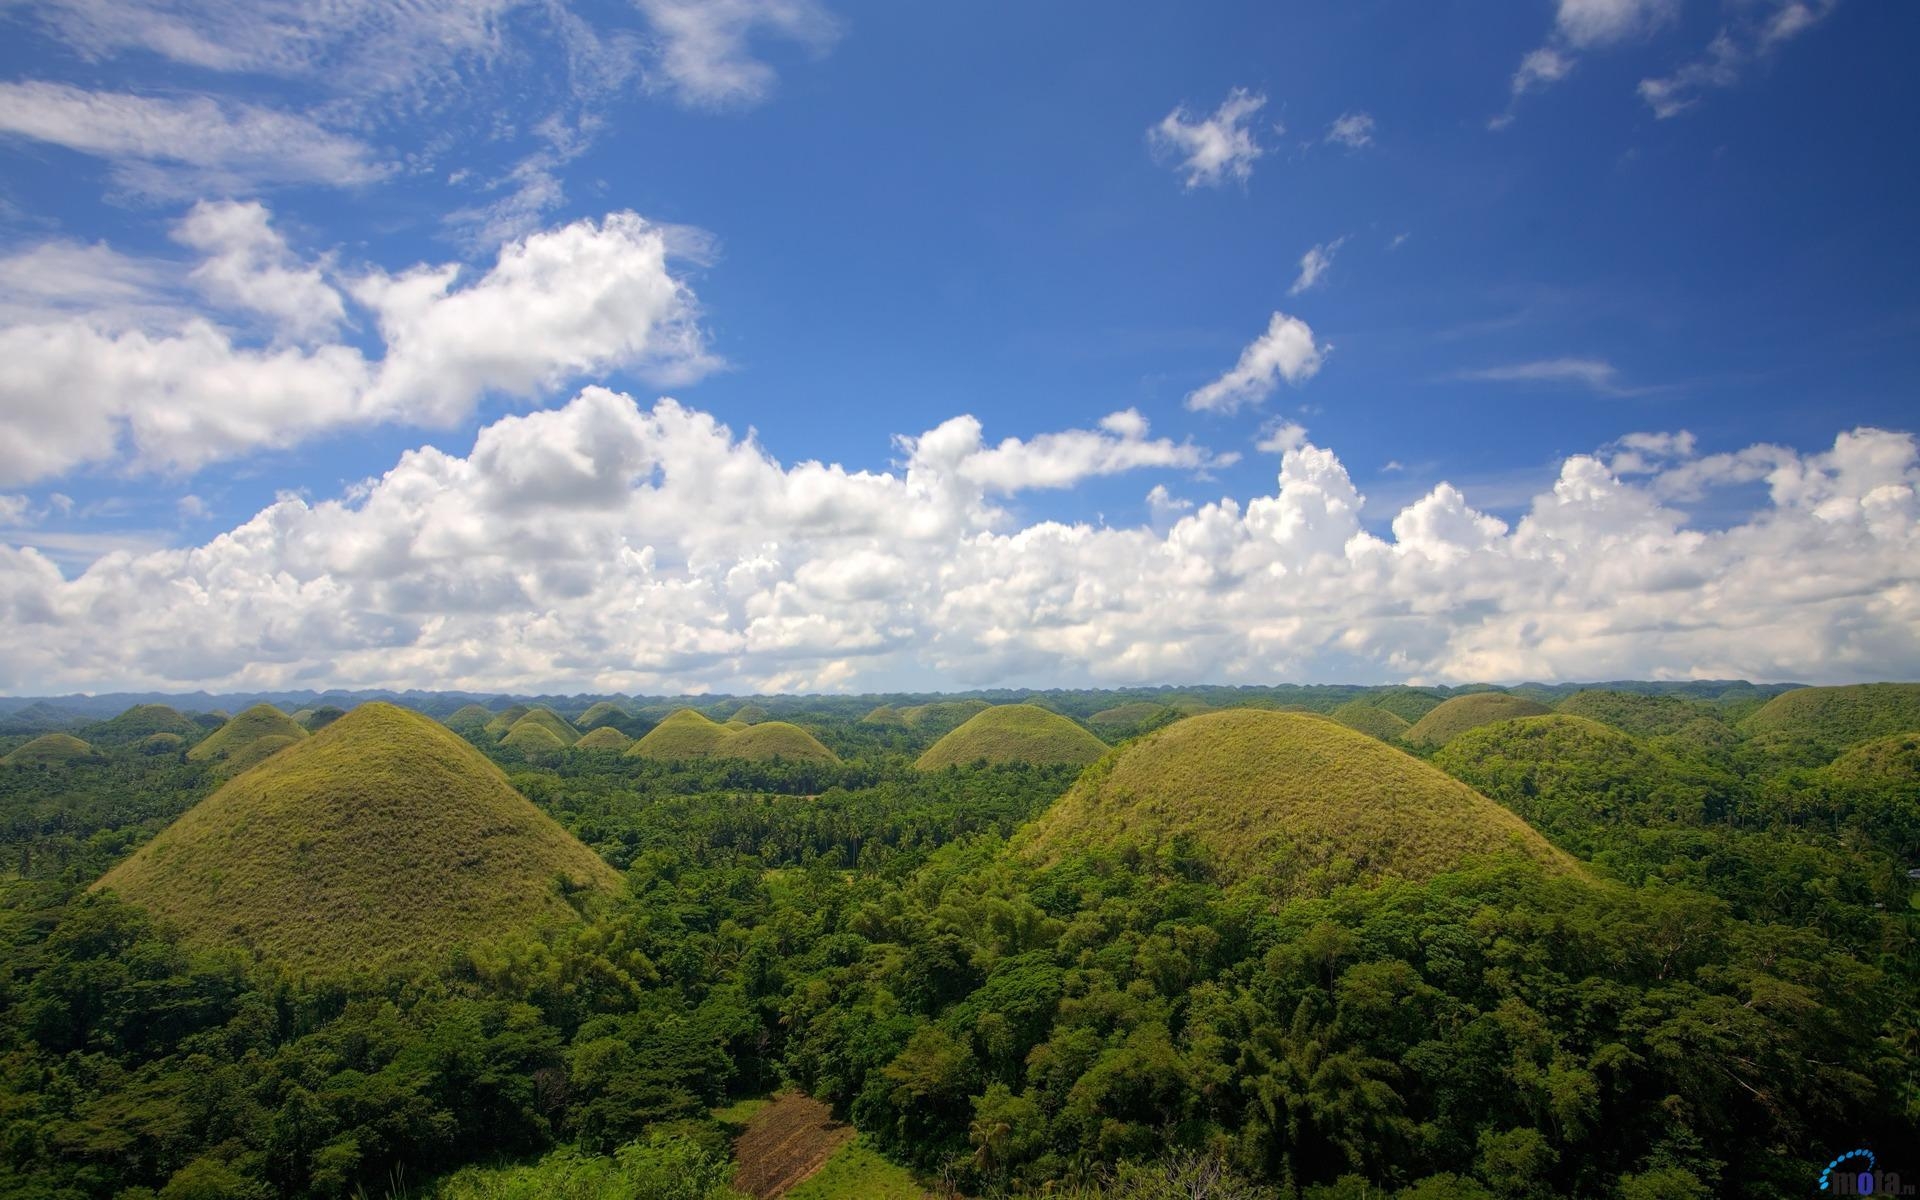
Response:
[1290,237,1346,295]
[1494,0,1679,126]
[0,82,391,195]
[0,208,717,484]
[1149,88,1267,189]
[1639,0,1840,119]
[1186,312,1329,413]
[1325,112,1375,149]
[635,0,840,107]
[0,390,1912,693]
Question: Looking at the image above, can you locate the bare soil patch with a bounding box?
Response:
[732,1091,856,1199]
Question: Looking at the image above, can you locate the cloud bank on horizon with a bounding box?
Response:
[0,0,1913,694]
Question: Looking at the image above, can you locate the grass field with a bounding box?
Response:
[915,704,1108,769]
[1404,692,1552,747]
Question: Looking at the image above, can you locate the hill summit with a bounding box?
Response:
[627,709,839,763]
[3,732,101,767]
[185,704,308,776]
[1404,693,1552,747]
[95,703,621,976]
[915,704,1108,770]
[1020,710,1574,888]
[1740,683,1920,749]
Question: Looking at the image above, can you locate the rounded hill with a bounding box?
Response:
[3,732,101,767]
[95,703,620,976]
[576,701,630,731]
[1020,710,1575,887]
[1825,732,1920,786]
[1368,689,1446,723]
[1329,701,1411,742]
[301,705,347,732]
[574,726,633,752]
[915,704,1108,770]
[89,704,200,746]
[1087,701,1177,732]
[1554,690,1721,739]
[444,704,496,733]
[483,705,533,738]
[1405,693,1552,748]
[499,718,570,754]
[627,709,839,764]
[186,705,308,776]
[1740,684,1920,749]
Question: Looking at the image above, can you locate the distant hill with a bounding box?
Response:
[1825,731,1920,786]
[1368,689,1446,722]
[510,708,579,746]
[576,701,631,731]
[95,703,621,976]
[1740,683,1920,749]
[2,732,101,767]
[87,704,201,747]
[574,726,633,752]
[1021,710,1575,888]
[1405,693,1553,748]
[483,704,533,738]
[1329,701,1411,742]
[499,717,571,754]
[1087,701,1178,733]
[445,704,495,733]
[628,709,839,764]
[1554,690,1723,739]
[186,705,308,777]
[300,705,347,732]
[915,704,1108,770]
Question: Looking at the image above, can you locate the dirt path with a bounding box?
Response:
[731,1091,857,1199]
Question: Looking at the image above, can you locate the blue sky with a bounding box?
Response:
[0,0,1916,694]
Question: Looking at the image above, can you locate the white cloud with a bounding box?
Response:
[1325,112,1375,149]
[1639,0,1839,119]
[1290,237,1346,295]
[1458,358,1632,395]
[1256,421,1310,455]
[1555,0,1681,50]
[0,208,717,485]
[635,0,840,107]
[0,82,390,194]
[1149,88,1267,189]
[0,393,1912,693]
[948,410,1217,492]
[1186,312,1329,413]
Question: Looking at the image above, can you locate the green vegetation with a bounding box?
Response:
[1740,682,1920,750]
[898,699,991,733]
[784,1136,924,1200]
[574,726,634,752]
[2,732,100,767]
[501,718,572,754]
[447,703,497,732]
[430,1132,744,1200]
[1554,688,1730,738]
[1024,709,1573,887]
[485,704,536,737]
[184,703,308,775]
[96,702,620,975]
[512,707,582,746]
[302,704,348,731]
[629,708,839,764]
[915,704,1108,770]
[1366,687,1445,722]
[729,703,769,725]
[577,700,632,731]
[1403,692,1552,746]
[1328,699,1412,741]
[138,731,186,755]
[1825,730,1920,785]
[86,702,201,746]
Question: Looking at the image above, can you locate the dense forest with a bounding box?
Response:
[0,683,1914,1199]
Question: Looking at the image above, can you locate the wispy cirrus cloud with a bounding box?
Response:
[1640,0,1841,119]
[1456,357,1652,397]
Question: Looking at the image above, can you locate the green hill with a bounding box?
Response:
[729,703,770,725]
[899,700,992,734]
[1405,693,1553,748]
[1020,710,1575,888]
[915,704,1108,770]
[301,705,347,732]
[89,703,200,746]
[483,705,533,738]
[859,705,904,726]
[499,718,570,754]
[445,704,495,733]
[1825,732,1920,786]
[138,732,187,755]
[511,707,579,746]
[3,732,101,767]
[576,701,630,731]
[1368,689,1446,723]
[627,709,839,763]
[573,726,633,752]
[1740,684,1920,749]
[1554,690,1722,738]
[95,703,620,976]
[1329,701,1412,742]
[1088,701,1177,730]
[186,705,308,776]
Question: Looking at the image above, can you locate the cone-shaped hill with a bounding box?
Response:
[1740,684,1920,749]
[574,726,633,752]
[506,707,578,746]
[1088,701,1178,732]
[301,705,347,732]
[1368,688,1445,723]
[1020,710,1576,888]
[1404,693,1552,747]
[96,703,620,976]
[1329,701,1412,742]
[186,705,308,776]
[627,709,839,763]
[1825,732,1920,786]
[499,718,568,753]
[445,703,495,733]
[915,704,1109,770]
[3,732,101,766]
[89,703,201,747]
[483,704,533,738]
[577,701,630,731]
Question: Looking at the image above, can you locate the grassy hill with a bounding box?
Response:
[1087,701,1177,731]
[444,704,495,733]
[3,732,101,767]
[1740,683,1920,749]
[915,704,1108,770]
[482,704,533,738]
[512,707,579,746]
[1020,710,1574,888]
[1825,732,1920,786]
[729,703,770,724]
[1329,701,1412,742]
[499,717,570,754]
[1368,688,1446,723]
[576,701,630,731]
[300,705,347,732]
[186,705,308,776]
[88,703,201,747]
[138,732,187,755]
[628,709,840,763]
[859,705,904,726]
[574,726,633,752]
[1405,693,1553,748]
[95,703,621,976]
[1554,689,1722,738]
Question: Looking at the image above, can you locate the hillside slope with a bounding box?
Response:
[1405,693,1553,747]
[916,704,1108,770]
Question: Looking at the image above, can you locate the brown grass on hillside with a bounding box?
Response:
[732,1092,855,1199]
